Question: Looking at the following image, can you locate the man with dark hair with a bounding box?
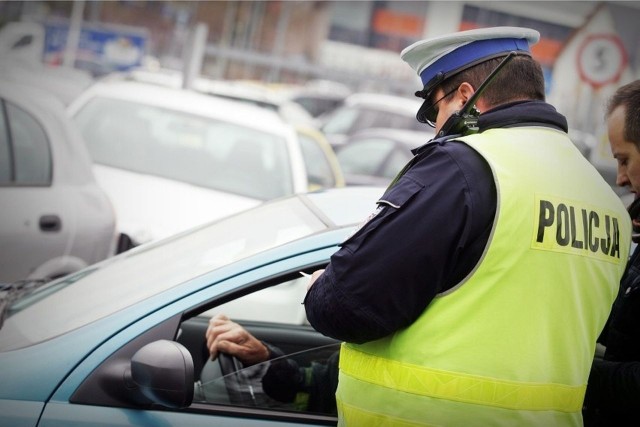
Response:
[607,80,640,146]
[304,27,631,425]
[584,79,640,426]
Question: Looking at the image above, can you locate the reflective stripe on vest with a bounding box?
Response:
[337,399,437,427]
[340,344,585,412]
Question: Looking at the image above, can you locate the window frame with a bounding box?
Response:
[69,266,340,425]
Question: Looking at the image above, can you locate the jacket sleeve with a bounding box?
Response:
[585,359,640,412]
[261,350,339,415]
[304,142,496,343]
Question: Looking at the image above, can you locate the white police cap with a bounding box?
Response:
[401,26,540,96]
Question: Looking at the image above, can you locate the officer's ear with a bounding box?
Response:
[457,82,476,105]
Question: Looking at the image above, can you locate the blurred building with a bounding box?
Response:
[0,2,628,90]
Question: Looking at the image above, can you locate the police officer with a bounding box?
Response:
[304,27,631,426]
[583,80,640,426]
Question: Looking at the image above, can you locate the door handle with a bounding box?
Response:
[39,215,61,232]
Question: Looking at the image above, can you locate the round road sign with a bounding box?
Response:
[577,34,627,88]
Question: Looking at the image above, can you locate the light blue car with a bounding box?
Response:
[0,186,384,427]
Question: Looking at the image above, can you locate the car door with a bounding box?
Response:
[0,96,75,282]
[41,256,340,426]
[0,84,116,282]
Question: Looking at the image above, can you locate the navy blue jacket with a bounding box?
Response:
[584,240,640,426]
[304,100,569,344]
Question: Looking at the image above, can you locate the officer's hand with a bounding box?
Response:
[307,269,325,291]
[206,313,269,366]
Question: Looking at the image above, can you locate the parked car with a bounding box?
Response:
[335,127,434,186]
[318,92,426,147]
[118,71,344,189]
[0,79,117,283]
[67,79,340,248]
[0,185,384,426]
[283,79,352,119]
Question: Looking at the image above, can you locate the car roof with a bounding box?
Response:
[122,69,312,114]
[343,92,422,115]
[193,79,287,105]
[347,127,434,147]
[191,79,316,126]
[69,79,293,137]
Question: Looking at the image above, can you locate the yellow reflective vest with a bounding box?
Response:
[336,127,631,426]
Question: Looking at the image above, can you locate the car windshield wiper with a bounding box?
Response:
[0,279,50,329]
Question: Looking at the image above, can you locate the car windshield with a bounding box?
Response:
[73,96,292,200]
[0,197,326,351]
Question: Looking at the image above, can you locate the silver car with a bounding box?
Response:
[335,127,434,186]
[318,92,425,148]
[0,79,117,282]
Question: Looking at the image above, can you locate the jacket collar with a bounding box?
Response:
[478,100,568,133]
[411,100,568,156]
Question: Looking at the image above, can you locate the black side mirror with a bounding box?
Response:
[126,340,194,408]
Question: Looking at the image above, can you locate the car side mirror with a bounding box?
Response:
[126,340,194,408]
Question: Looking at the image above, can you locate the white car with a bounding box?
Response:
[68,79,313,248]
[0,79,117,282]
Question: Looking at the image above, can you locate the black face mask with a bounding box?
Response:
[628,197,640,243]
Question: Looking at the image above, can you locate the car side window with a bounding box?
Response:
[201,276,310,325]
[178,273,340,419]
[4,101,52,186]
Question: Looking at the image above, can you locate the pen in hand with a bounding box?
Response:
[301,269,325,291]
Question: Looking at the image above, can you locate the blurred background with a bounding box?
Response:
[1,0,640,282]
[2,1,639,125]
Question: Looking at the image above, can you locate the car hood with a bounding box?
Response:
[93,164,261,244]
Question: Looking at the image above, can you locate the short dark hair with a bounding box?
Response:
[434,55,545,109]
[606,80,640,144]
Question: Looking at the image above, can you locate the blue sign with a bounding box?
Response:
[43,19,148,75]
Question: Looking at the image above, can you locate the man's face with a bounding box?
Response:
[609,105,640,198]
